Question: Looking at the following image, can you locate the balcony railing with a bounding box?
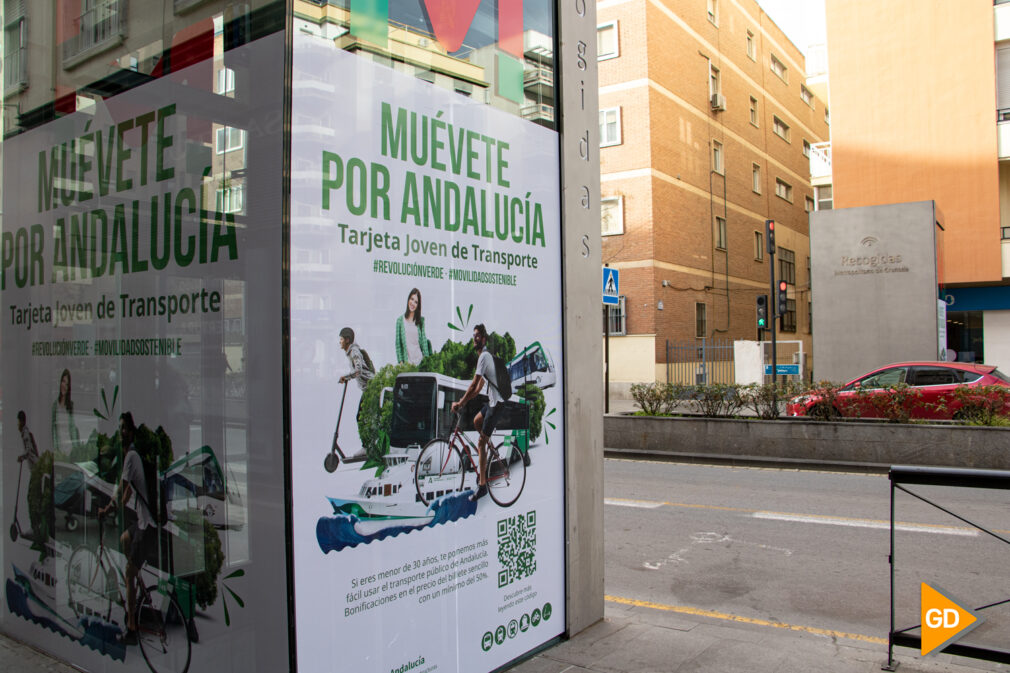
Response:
[520,103,554,122]
[63,0,127,66]
[809,141,832,180]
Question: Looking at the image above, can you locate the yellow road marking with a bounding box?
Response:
[605,595,887,645]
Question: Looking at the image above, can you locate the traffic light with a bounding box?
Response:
[765,220,775,254]
[777,280,788,316]
[756,294,768,330]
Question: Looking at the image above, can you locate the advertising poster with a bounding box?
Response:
[290,26,566,673]
[1,31,289,673]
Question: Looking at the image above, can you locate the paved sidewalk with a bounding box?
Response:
[507,599,1009,673]
[4,597,1007,673]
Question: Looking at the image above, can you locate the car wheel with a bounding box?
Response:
[809,403,841,420]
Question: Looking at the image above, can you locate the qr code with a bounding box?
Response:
[497,511,536,588]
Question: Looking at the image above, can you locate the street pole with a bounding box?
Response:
[766,220,778,414]
[604,305,610,414]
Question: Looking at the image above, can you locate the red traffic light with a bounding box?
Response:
[779,281,787,291]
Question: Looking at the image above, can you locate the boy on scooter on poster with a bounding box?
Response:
[17,410,39,467]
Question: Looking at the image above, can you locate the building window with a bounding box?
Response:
[825,107,830,125]
[63,0,128,66]
[775,178,792,202]
[754,231,764,261]
[781,299,797,332]
[715,216,727,250]
[597,22,619,60]
[807,300,813,333]
[802,139,811,157]
[1002,226,1010,240]
[770,54,788,82]
[602,196,624,236]
[217,67,236,95]
[696,303,707,338]
[216,183,245,214]
[805,196,814,212]
[746,30,755,60]
[216,126,246,154]
[773,116,790,141]
[709,64,721,96]
[707,0,719,25]
[800,85,813,106]
[712,140,724,174]
[606,296,627,335]
[4,10,27,93]
[749,96,759,126]
[600,107,622,147]
[752,163,761,193]
[778,247,796,284]
[815,184,833,210]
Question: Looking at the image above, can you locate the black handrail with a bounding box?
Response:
[886,466,1010,669]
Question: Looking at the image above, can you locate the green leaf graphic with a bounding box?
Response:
[466,304,473,323]
[225,585,245,608]
[224,569,245,580]
[456,306,464,326]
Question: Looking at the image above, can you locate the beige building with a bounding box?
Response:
[822,0,1010,370]
[598,0,828,387]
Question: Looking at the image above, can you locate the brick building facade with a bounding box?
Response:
[599,0,828,386]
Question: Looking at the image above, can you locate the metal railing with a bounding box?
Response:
[520,103,554,122]
[63,0,127,64]
[665,338,735,385]
[887,466,1010,668]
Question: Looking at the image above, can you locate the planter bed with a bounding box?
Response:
[603,413,1010,471]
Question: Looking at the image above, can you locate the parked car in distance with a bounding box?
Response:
[787,361,1010,420]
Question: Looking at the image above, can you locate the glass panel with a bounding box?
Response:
[2,3,289,672]
[288,3,564,672]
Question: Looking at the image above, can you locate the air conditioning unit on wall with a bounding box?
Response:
[710,93,726,111]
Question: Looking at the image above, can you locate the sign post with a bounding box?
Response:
[603,267,619,414]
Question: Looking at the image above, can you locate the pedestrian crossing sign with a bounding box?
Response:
[603,267,620,305]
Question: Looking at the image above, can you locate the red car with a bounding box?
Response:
[787,361,1010,420]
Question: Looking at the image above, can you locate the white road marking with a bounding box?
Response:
[605,498,663,509]
[752,512,978,537]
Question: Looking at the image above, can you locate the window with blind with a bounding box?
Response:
[999,46,1010,120]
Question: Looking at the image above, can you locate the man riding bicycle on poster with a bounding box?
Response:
[451,324,501,502]
[98,412,153,645]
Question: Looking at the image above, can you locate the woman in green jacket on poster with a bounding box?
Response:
[395,288,432,365]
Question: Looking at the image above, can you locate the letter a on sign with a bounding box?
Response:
[920,583,983,656]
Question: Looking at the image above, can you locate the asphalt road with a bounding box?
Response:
[604,458,1010,655]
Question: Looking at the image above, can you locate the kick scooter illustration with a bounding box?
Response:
[10,458,27,542]
[324,381,367,473]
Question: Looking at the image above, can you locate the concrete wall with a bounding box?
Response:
[810,201,942,383]
[605,334,657,382]
[559,0,605,637]
[605,414,1010,470]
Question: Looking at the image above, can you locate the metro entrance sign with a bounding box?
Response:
[603,267,620,305]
